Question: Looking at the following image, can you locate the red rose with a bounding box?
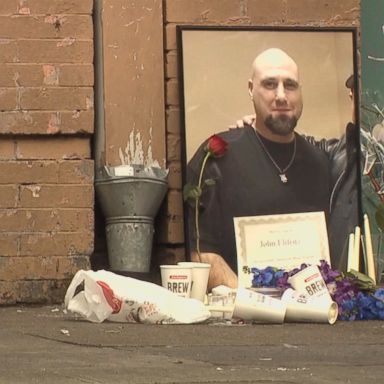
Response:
[205,134,228,158]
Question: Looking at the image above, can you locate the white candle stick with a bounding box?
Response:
[347,232,355,272]
[364,214,376,284]
[353,226,361,272]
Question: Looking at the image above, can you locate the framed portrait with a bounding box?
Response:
[177,26,360,274]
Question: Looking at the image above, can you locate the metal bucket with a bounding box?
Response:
[95,177,168,218]
[105,216,154,272]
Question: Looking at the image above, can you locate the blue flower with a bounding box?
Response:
[374,288,384,301]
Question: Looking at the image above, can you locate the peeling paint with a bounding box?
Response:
[86,96,94,110]
[5,210,17,217]
[124,17,144,28]
[16,87,24,110]
[118,128,159,168]
[47,113,60,134]
[18,6,30,15]
[57,37,75,47]
[50,209,58,218]
[200,10,210,21]
[44,15,66,30]
[124,21,136,27]
[25,185,41,198]
[22,111,33,124]
[72,110,80,119]
[0,39,11,45]
[43,65,59,85]
[13,72,20,87]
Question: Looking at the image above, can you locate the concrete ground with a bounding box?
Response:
[0,305,383,384]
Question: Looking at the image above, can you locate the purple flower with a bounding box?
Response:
[276,271,291,289]
[249,262,382,321]
[319,260,341,284]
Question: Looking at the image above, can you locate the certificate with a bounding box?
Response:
[234,212,330,288]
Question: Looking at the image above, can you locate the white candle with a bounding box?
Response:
[364,214,376,284]
[347,232,355,272]
[353,226,361,272]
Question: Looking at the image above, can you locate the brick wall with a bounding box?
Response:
[0,0,94,304]
[156,0,360,265]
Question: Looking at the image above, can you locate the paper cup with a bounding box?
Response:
[281,288,338,325]
[287,265,333,304]
[160,265,192,298]
[232,288,286,323]
[178,262,211,301]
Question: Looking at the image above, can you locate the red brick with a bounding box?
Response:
[17,0,94,15]
[166,51,178,79]
[0,209,93,232]
[165,23,177,51]
[0,279,73,305]
[166,79,179,106]
[16,39,93,64]
[0,88,17,110]
[283,0,359,23]
[156,213,185,244]
[0,186,18,208]
[61,110,94,134]
[0,110,94,135]
[0,3,17,15]
[16,137,91,159]
[166,107,180,134]
[20,87,93,111]
[19,184,94,208]
[59,64,94,86]
[246,0,286,23]
[0,233,19,257]
[0,65,17,87]
[0,140,16,160]
[58,160,94,184]
[0,64,94,87]
[0,255,90,281]
[0,15,93,39]
[165,0,243,23]
[0,160,59,184]
[165,189,184,217]
[167,133,181,162]
[153,245,186,266]
[167,161,182,189]
[0,39,18,63]
[0,160,93,184]
[19,231,94,256]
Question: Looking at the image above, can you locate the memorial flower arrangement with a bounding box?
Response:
[245,261,384,321]
[360,91,384,271]
[183,135,228,259]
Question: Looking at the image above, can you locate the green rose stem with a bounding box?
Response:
[195,151,211,262]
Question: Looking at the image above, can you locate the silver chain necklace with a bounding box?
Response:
[255,131,297,183]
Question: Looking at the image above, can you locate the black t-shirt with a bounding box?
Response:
[187,125,331,272]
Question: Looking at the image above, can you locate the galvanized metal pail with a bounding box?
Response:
[95,177,168,217]
[105,216,154,272]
